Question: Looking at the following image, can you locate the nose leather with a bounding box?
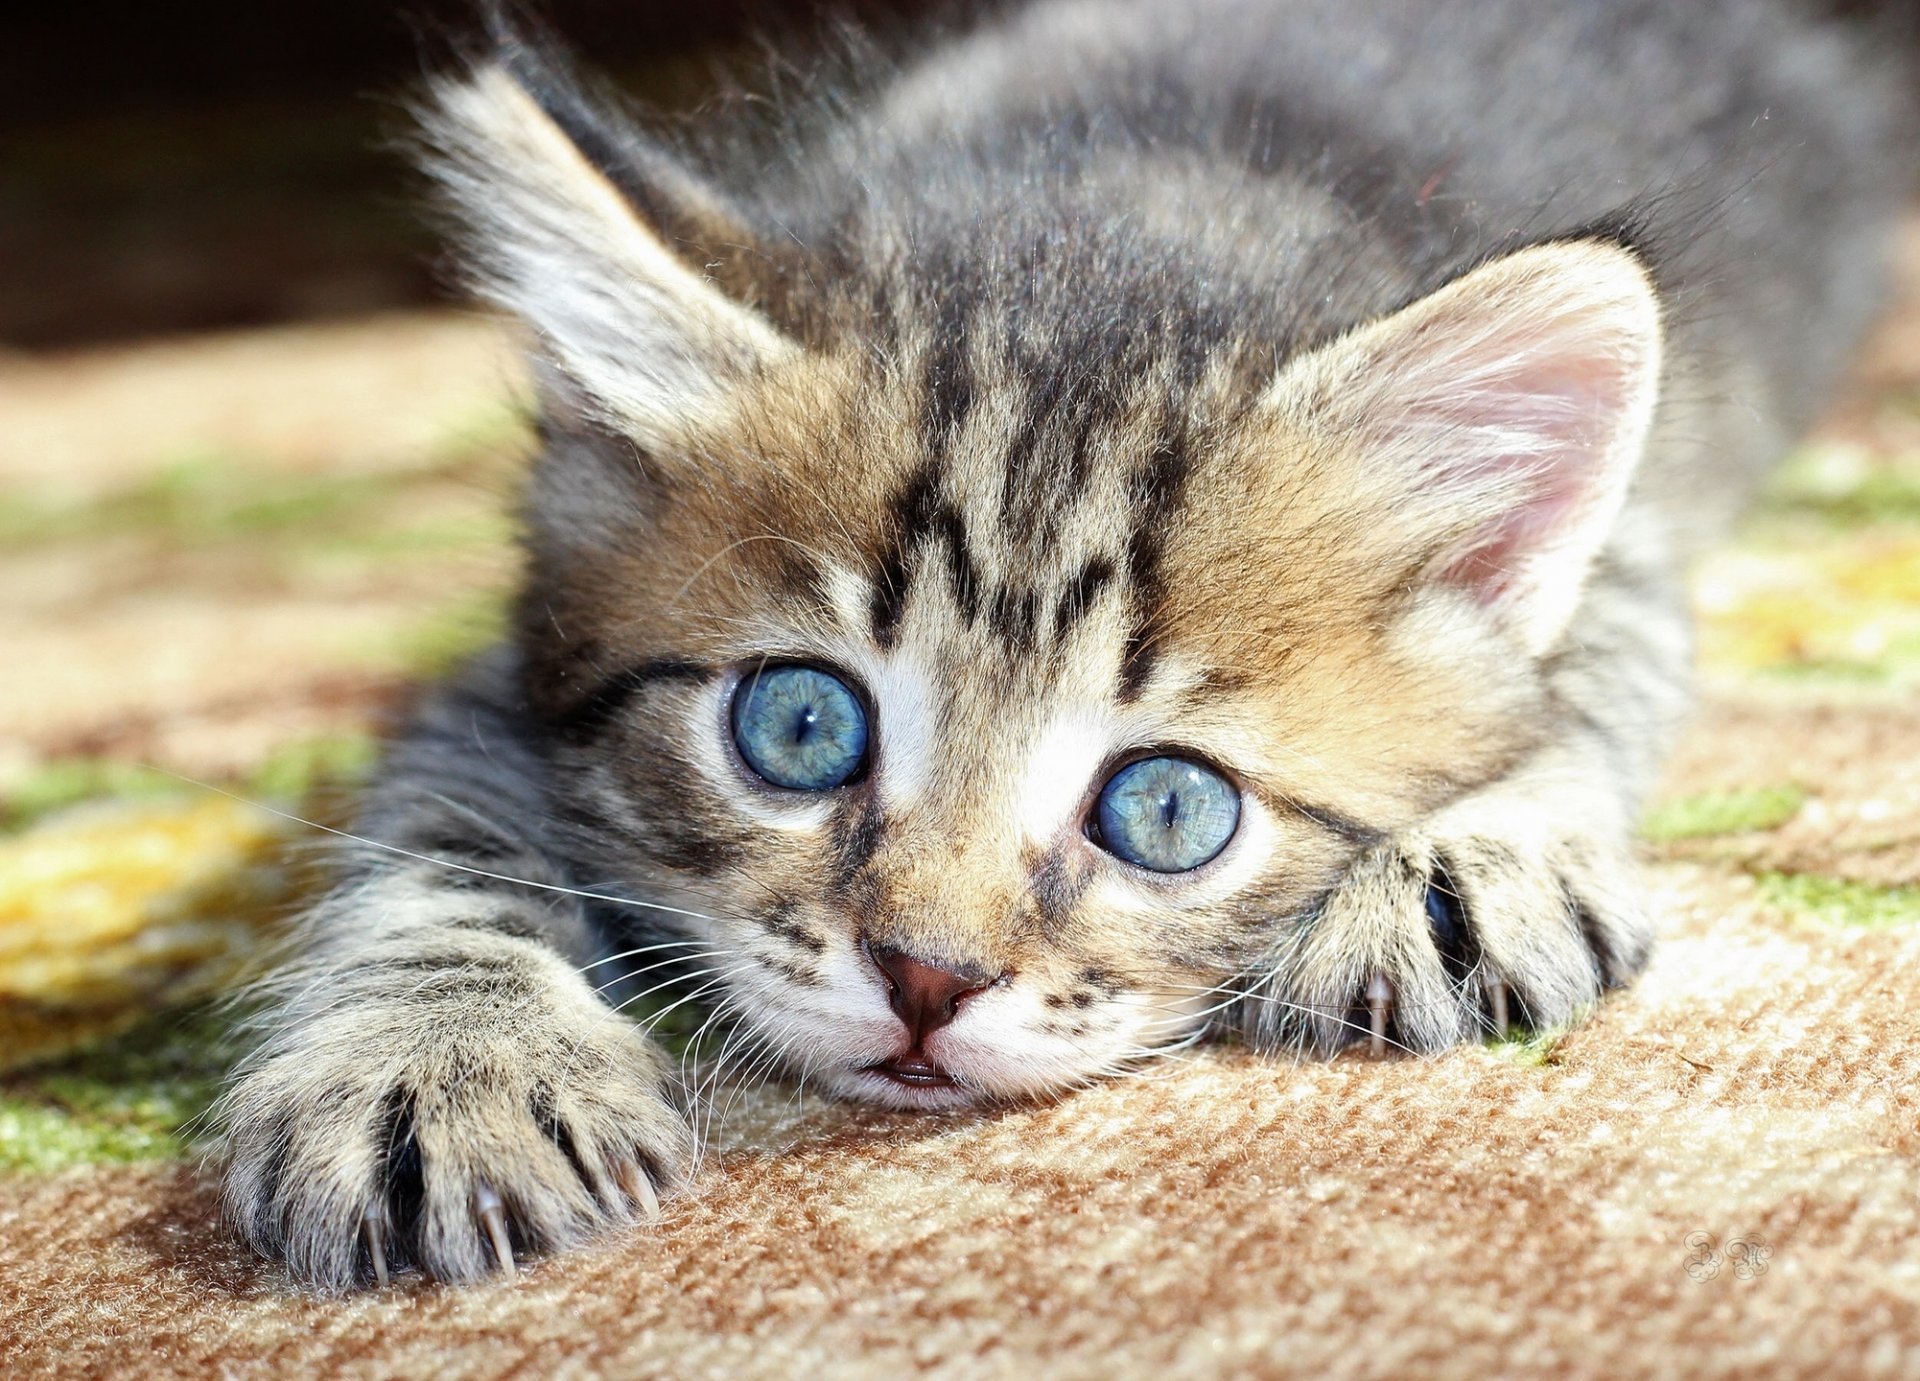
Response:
[868,946,996,1045]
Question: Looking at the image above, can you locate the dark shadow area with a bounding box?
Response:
[8,0,1911,351]
[1,1,934,349]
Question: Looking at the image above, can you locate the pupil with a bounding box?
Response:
[791,703,818,745]
[1161,790,1181,830]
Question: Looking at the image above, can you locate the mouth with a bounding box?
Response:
[864,1053,956,1089]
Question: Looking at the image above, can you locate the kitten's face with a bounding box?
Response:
[525,342,1546,1107]
[433,58,1656,1107]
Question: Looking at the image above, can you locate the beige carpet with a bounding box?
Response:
[3,220,1919,1375]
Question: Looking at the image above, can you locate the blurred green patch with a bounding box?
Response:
[0,446,519,573]
[244,732,380,804]
[0,1006,232,1171]
[0,759,190,832]
[1750,624,1920,688]
[1755,872,1920,929]
[1695,532,1920,688]
[1756,657,1907,687]
[2,732,379,834]
[1642,785,1806,842]
[1484,1030,1560,1067]
[1757,446,1920,527]
[303,510,515,563]
[0,454,402,547]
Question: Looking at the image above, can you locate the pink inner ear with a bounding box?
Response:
[1385,320,1645,615]
[1279,241,1662,651]
[1439,481,1582,601]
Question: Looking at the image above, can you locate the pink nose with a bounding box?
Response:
[868,945,996,1045]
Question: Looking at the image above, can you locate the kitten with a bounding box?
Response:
[215,0,1910,1289]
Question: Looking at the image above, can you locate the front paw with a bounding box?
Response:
[1238,787,1652,1056]
[216,933,694,1290]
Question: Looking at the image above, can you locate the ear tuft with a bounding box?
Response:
[419,54,798,442]
[1272,241,1664,654]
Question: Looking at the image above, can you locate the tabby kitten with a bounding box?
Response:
[216,0,1909,1289]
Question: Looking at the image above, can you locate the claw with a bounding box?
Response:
[1365,972,1394,1057]
[474,1181,515,1276]
[361,1204,391,1289]
[618,1161,661,1223]
[1484,973,1511,1039]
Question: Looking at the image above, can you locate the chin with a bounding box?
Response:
[832,1065,991,1111]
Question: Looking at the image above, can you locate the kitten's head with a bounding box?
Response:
[422,47,1662,1106]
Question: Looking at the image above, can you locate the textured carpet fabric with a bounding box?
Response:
[3,220,1919,1377]
[3,879,1919,1379]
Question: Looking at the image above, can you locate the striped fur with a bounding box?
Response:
[215,0,1910,1289]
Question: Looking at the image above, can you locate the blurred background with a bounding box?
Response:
[1,0,1917,1153]
[4,0,1909,348]
[2,1,945,348]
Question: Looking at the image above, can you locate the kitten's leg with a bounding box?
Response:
[1240,541,1692,1054]
[215,651,693,1290]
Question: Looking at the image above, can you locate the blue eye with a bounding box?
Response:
[730,665,870,790]
[1093,756,1240,873]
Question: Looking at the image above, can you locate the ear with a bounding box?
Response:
[420,48,799,443]
[1268,241,1663,655]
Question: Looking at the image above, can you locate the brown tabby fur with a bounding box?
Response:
[212,0,1910,1291]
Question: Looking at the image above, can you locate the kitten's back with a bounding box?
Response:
[761,0,1908,496]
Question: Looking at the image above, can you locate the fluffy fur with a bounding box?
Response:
[214,0,1910,1289]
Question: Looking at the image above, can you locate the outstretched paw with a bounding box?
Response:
[1238,794,1652,1056]
[217,934,695,1290]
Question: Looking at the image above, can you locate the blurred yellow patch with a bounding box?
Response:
[0,797,299,1069]
[1694,532,1920,682]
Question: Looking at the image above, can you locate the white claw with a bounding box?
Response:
[619,1162,662,1223]
[362,1205,391,1289]
[1484,973,1511,1039]
[1366,972,1394,1057]
[474,1181,515,1275]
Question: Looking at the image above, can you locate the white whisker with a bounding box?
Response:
[139,766,732,927]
